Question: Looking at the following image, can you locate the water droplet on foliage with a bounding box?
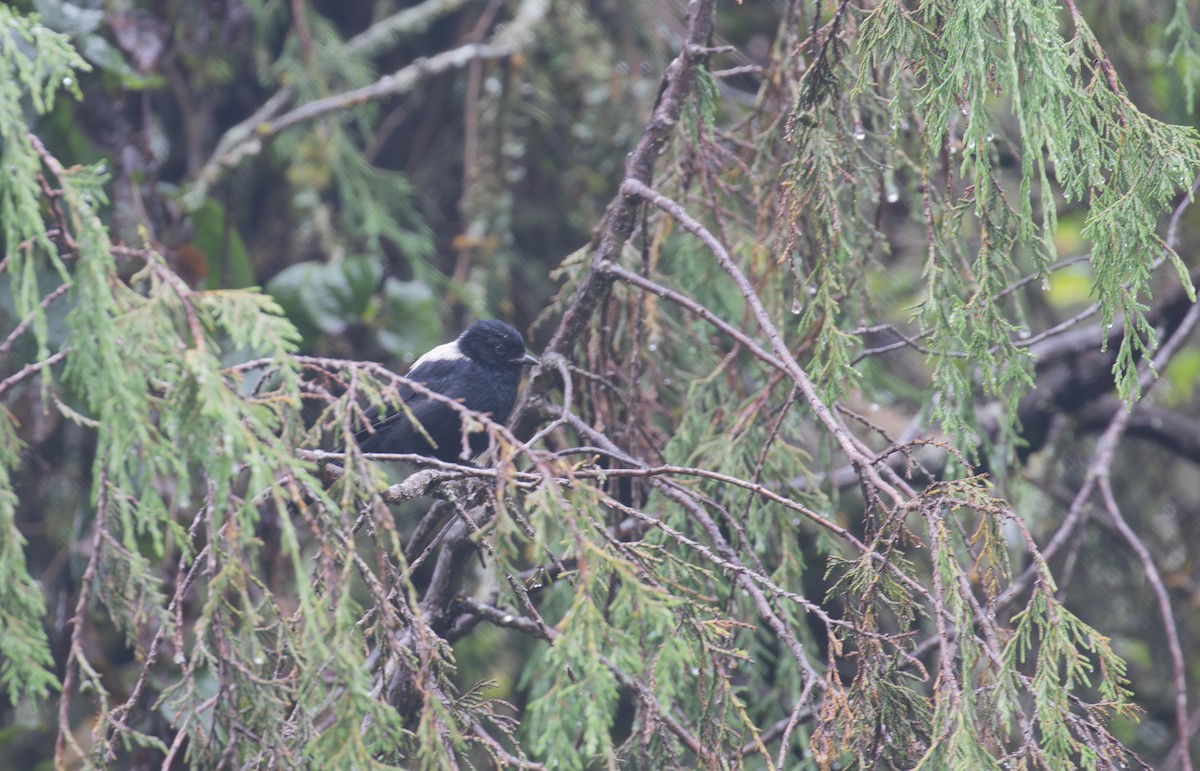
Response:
[791,298,803,314]
[502,615,515,624]
[853,129,866,141]
[807,285,818,296]
[987,132,995,142]
[62,76,73,87]
[886,191,900,203]
[662,377,672,385]
[792,519,801,527]
[870,403,880,412]
[1017,328,1031,339]
[1041,278,1051,291]
[648,342,658,352]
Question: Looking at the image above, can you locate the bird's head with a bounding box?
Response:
[458,320,538,368]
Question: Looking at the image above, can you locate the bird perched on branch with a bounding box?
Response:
[355,319,538,461]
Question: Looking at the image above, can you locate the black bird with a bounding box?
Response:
[355,320,538,461]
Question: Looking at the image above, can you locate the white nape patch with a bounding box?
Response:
[409,341,465,371]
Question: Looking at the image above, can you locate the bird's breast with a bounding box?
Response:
[454,363,521,422]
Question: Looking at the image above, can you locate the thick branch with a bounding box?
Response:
[1000,286,1200,611]
[1075,398,1200,465]
[1017,265,1200,460]
[510,0,718,436]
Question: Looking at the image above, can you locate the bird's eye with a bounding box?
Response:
[495,344,506,355]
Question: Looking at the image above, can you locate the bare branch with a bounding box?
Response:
[344,0,478,58]
[184,0,548,208]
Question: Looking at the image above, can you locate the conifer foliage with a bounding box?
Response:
[4,0,1200,768]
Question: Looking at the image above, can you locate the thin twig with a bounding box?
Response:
[621,177,908,506]
[55,469,109,767]
[0,280,72,362]
[0,349,68,397]
[1099,478,1191,771]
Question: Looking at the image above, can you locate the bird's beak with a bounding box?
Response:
[520,353,539,367]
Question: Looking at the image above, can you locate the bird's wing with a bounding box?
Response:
[354,359,477,439]
[404,357,479,397]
